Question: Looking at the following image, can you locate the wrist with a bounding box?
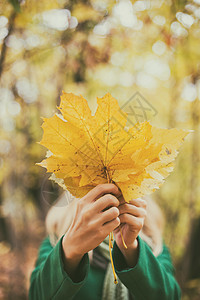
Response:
[62,235,83,262]
[119,239,139,268]
[62,236,84,279]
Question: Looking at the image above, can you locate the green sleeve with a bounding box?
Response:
[29,236,90,300]
[112,236,181,300]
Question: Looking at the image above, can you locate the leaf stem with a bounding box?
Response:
[119,226,128,249]
[105,167,111,183]
[111,231,113,241]
[109,233,118,284]
[106,170,126,281]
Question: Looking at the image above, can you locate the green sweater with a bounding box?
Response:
[29,235,181,300]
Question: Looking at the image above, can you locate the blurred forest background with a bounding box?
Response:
[0,0,200,299]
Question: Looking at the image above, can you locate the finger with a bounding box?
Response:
[128,198,147,209]
[100,207,119,225]
[83,183,122,203]
[102,217,120,235]
[119,214,144,229]
[119,203,147,218]
[94,194,120,212]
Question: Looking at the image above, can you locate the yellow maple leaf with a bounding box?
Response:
[38,92,190,203]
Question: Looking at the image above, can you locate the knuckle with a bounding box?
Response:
[81,208,90,222]
[104,193,113,199]
[137,218,144,229]
[98,227,105,238]
[137,198,147,208]
[124,203,129,210]
[125,214,129,222]
[89,220,96,230]
[141,199,147,208]
[113,195,120,206]
[106,194,119,206]
[110,183,118,193]
[96,184,105,194]
[110,218,120,232]
[111,207,119,218]
[104,193,112,200]
[96,184,120,199]
[139,208,147,218]
[114,217,120,227]
[143,209,147,218]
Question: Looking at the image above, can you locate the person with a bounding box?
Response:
[29,183,181,300]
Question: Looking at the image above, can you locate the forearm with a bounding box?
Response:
[112,237,181,300]
[29,236,89,300]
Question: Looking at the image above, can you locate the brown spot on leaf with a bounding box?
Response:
[165,148,171,155]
